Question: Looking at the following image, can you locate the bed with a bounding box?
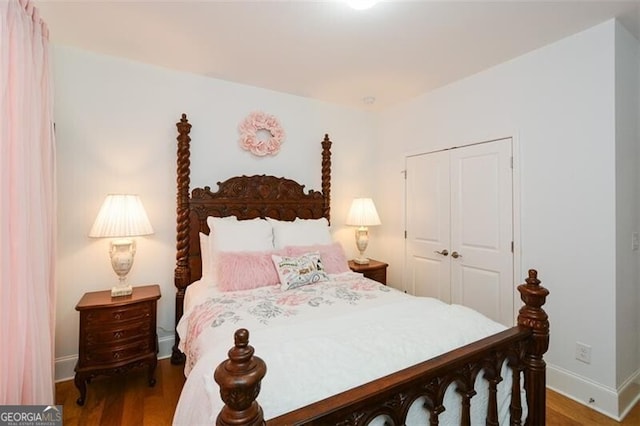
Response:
[170,114,550,425]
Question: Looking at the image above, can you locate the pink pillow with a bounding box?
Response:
[216,249,285,292]
[285,242,350,274]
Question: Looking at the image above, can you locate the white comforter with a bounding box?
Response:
[173,273,520,425]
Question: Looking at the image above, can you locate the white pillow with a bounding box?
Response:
[199,216,231,285]
[199,232,212,281]
[202,216,275,288]
[267,217,332,249]
[207,216,274,252]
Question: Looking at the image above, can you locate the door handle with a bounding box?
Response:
[434,249,449,256]
[451,251,462,259]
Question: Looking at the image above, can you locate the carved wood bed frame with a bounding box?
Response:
[171,113,332,365]
[172,114,550,425]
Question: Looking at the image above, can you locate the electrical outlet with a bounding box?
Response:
[632,232,639,251]
[576,342,591,364]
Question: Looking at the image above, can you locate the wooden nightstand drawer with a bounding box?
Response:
[85,321,152,346]
[84,302,152,326]
[83,339,152,364]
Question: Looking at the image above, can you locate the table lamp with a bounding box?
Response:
[346,198,381,265]
[89,194,154,297]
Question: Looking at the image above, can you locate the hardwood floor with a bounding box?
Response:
[56,358,185,426]
[57,359,639,425]
[547,389,640,425]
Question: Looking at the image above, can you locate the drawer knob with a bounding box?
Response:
[113,331,123,339]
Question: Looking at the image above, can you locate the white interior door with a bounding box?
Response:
[404,138,514,326]
[405,151,450,301]
[449,139,513,326]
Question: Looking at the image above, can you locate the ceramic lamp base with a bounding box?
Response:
[353,227,371,265]
[111,284,133,297]
[109,238,136,297]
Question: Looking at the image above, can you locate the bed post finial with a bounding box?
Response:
[321,134,332,223]
[172,113,192,365]
[517,269,549,426]
[215,329,267,426]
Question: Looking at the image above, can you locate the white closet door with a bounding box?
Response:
[404,138,514,326]
[449,139,513,326]
[405,151,451,301]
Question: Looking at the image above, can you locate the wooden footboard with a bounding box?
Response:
[214,269,549,426]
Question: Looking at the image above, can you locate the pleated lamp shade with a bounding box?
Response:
[89,194,154,238]
[346,198,381,227]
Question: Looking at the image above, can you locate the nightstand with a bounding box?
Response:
[74,284,161,406]
[348,259,388,285]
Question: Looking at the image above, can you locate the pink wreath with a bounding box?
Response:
[238,111,285,156]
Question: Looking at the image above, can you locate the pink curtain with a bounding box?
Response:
[0,0,56,404]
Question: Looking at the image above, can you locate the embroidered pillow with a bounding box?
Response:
[216,249,286,292]
[272,252,329,291]
[285,242,350,274]
[267,217,332,249]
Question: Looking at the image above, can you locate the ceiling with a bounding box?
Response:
[35,0,640,111]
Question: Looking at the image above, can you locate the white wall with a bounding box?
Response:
[377,20,633,418]
[614,20,640,414]
[53,46,376,380]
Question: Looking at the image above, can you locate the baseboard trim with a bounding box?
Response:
[547,364,620,420]
[55,335,175,383]
[548,364,640,421]
[157,335,174,361]
[618,368,640,420]
[54,354,78,383]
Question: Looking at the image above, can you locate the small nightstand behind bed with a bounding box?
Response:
[74,284,161,406]
[348,259,388,285]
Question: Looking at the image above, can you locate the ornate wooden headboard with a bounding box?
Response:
[171,113,332,363]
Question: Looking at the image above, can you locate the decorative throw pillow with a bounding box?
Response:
[272,252,329,291]
[267,217,332,249]
[285,242,350,274]
[216,249,286,292]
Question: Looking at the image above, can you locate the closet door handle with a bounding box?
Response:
[451,251,462,259]
[434,249,449,256]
